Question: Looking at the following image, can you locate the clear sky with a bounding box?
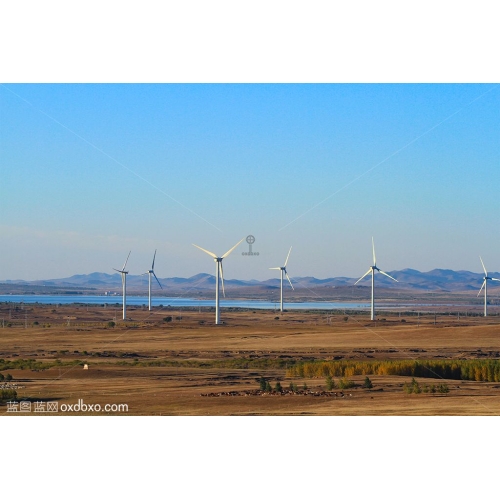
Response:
[1,83,499,281]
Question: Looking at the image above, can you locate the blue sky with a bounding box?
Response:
[1,83,499,281]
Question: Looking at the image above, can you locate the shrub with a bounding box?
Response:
[411,378,421,393]
[107,321,115,328]
[5,374,12,382]
[289,382,298,392]
[163,316,172,323]
[33,321,39,326]
[362,376,373,389]
[274,317,280,320]
[343,316,348,321]
[326,375,335,391]
[438,384,449,393]
[403,378,421,394]
[338,377,355,389]
[302,382,308,391]
[0,373,4,381]
[0,389,17,401]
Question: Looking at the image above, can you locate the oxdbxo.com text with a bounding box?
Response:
[60,399,128,413]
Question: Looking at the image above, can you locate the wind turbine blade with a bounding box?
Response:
[478,280,485,296]
[269,267,281,270]
[354,268,372,285]
[141,272,149,276]
[153,272,163,289]
[222,238,245,259]
[479,256,487,276]
[219,261,225,297]
[152,249,157,270]
[378,269,398,282]
[192,244,217,259]
[284,246,292,267]
[285,270,294,290]
[113,268,123,273]
[122,251,131,271]
[372,237,376,266]
[491,278,500,282]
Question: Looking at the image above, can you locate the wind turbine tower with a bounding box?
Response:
[113,251,131,320]
[478,256,500,317]
[355,238,398,321]
[270,246,294,312]
[192,239,244,325]
[143,250,163,311]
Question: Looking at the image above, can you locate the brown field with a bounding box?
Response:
[1,303,500,416]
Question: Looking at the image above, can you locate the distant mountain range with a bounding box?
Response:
[2,268,498,294]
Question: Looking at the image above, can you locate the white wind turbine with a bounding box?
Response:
[143,250,162,311]
[192,239,244,325]
[354,238,398,320]
[113,251,131,320]
[478,256,500,317]
[270,246,294,313]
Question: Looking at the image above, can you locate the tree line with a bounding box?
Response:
[286,359,500,382]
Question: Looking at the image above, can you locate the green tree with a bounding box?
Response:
[5,373,12,382]
[326,375,335,391]
[259,377,267,391]
[265,381,272,392]
[362,376,373,389]
[274,382,283,393]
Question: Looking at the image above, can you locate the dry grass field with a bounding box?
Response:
[1,303,500,416]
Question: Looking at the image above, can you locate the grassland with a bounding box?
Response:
[1,302,500,415]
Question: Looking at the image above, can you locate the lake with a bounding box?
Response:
[0,294,464,310]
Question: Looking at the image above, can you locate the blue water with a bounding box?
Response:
[0,294,374,309]
[0,294,464,310]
